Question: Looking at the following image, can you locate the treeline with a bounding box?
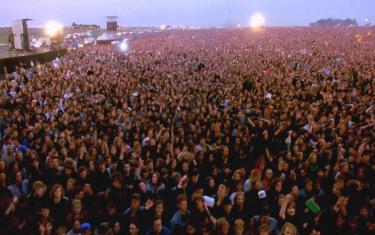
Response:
[310,18,358,27]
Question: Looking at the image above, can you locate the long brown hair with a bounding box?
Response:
[50,183,65,199]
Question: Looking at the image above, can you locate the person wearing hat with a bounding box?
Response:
[81,223,91,235]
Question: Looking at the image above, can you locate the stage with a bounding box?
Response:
[0,45,66,74]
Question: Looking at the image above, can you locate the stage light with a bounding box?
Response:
[45,21,63,37]
[160,24,166,30]
[250,13,265,28]
[119,39,129,52]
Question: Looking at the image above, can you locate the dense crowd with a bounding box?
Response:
[0,27,374,235]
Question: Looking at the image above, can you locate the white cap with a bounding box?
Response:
[258,190,267,199]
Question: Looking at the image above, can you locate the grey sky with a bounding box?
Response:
[1,0,373,27]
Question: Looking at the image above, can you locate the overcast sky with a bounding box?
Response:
[1,0,374,27]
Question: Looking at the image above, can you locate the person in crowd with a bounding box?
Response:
[7,170,29,198]
[280,222,298,235]
[66,199,88,228]
[122,193,144,232]
[170,194,190,234]
[128,223,140,235]
[215,218,230,235]
[49,183,69,229]
[145,217,170,235]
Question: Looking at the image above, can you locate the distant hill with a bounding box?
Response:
[310,18,358,27]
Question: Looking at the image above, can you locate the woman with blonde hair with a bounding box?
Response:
[26,180,48,215]
[233,218,245,235]
[32,181,47,196]
[280,222,297,235]
[215,218,230,235]
[65,199,88,227]
[66,178,77,198]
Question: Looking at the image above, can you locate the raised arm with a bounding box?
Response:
[279,194,292,220]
